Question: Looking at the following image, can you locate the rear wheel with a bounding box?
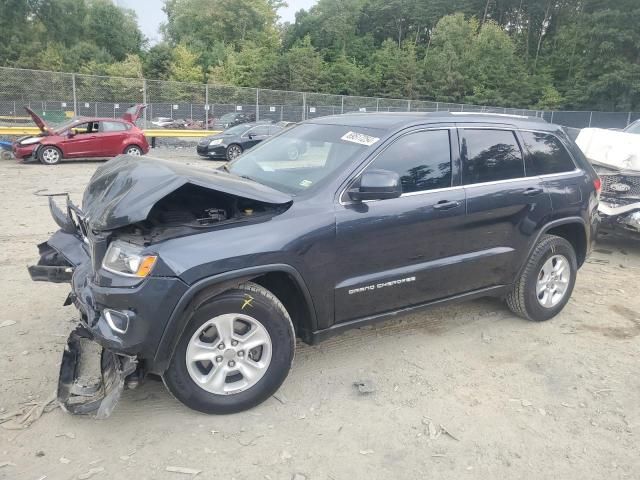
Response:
[226,144,243,161]
[163,282,295,414]
[506,234,577,321]
[124,145,142,156]
[38,146,62,165]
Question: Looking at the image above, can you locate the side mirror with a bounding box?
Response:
[348,169,402,202]
[248,132,255,139]
[67,130,75,138]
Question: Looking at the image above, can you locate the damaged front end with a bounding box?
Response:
[594,165,640,235]
[29,155,293,418]
[58,327,137,419]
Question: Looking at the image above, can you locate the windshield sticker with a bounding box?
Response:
[300,179,313,188]
[341,131,380,146]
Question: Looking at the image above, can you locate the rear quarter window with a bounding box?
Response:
[521,131,576,175]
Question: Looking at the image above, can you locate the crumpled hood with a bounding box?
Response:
[82,155,292,231]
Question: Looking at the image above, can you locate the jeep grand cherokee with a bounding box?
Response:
[29,112,600,416]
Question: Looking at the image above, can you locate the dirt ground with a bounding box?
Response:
[0,149,639,480]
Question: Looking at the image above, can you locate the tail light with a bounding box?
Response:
[593,177,601,199]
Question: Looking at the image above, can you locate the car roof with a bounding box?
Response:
[307,112,554,131]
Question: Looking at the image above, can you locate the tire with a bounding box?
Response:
[38,146,62,165]
[226,144,243,161]
[163,282,295,414]
[124,145,143,156]
[506,234,577,322]
[1,150,12,161]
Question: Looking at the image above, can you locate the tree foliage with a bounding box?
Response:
[1,0,639,110]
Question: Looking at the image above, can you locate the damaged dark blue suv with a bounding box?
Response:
[30,112,600,416]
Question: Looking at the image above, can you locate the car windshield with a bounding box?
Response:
[52,118,84,134]
[224,124,251,135]
[227,123,385,195]
[624,121,640,134]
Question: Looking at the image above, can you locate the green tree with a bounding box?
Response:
[84,0,144,61]
[168,44,204,83]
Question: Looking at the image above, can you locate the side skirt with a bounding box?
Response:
[308,285,508,345]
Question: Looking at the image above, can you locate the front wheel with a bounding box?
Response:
[163,282,295,414]
[506,234,577,322]
[226,144,243,161]
[38,146,62,165]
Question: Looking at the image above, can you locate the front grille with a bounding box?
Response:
[600,174,640,198]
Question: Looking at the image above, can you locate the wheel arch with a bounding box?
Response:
[518,217,588,279]
[152,264,317,374]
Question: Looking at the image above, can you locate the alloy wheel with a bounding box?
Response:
[227,145,242,159]
[126,146,142,156]
[536,254,570,308]
[185,313,272,395]
[41,148,60,164]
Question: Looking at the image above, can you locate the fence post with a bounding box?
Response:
[142,79,147,125]
[550,111,554,124]
[627,112,632,127]
[302,92,306,121]
[72,73,77,116]
[205,84,209,130]
[376,98,379,112]
[407,100,411,112]
[255,89,260,121]
[341,96,344,114]
[436,102,439,112]
[588,111,593,127]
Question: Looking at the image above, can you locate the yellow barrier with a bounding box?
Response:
[0,126,220,137]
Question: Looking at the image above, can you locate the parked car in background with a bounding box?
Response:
[577,127,640,234]
[151,117,174,128]
[209,112,256,130]
[30,112,599,417]
[197,122,285,160]
[13,105,149,165]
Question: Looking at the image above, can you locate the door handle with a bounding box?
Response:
[524,187,544,196]
[433,200,461,210]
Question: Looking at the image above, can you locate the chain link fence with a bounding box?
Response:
[1,66,638,131]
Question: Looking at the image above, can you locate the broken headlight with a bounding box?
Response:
[102,240,157,277]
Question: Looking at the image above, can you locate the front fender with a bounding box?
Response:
[151,263,316,374]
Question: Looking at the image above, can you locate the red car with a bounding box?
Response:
[14,105,149,165]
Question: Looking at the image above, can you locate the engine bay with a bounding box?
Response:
[116,183,288,245]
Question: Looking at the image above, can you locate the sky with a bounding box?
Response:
[115,0,318,45]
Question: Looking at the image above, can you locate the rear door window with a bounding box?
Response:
[367,129,452,194]
[520,131,576,175]
[461,129,525,184]
[101,121,128,132]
